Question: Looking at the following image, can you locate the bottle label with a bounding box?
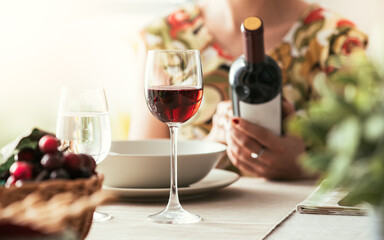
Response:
[239,93,281,136]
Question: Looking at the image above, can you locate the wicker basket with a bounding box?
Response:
[0,173,105,239]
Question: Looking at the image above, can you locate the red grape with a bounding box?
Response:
[41,153,63,170]
[79,167,92,178]
[79,154,96,173]
[63,153,82,173]
[15,148,36,163]
[9,162,33,180]
[38,135,59,154]
[50,169,70,179]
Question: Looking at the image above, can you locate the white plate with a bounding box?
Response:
[100,140,227,188]
[102,169,239,201]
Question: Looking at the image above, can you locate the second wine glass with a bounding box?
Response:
[145,50,204,224]
[56,86,112,222]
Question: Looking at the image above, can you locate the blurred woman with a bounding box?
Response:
[128,0,367,180]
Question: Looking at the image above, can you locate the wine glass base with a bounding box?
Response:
[93,211,112,222]
[147,208,201,224]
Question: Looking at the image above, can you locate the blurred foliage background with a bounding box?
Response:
[289,46,384,206]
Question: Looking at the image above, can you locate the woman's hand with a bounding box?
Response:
[226,99,312,180]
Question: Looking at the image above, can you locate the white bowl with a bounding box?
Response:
[98,140,227,188]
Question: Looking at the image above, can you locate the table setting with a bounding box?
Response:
[0,49,382,240]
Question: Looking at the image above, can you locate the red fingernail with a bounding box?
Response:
[232,118,239,124]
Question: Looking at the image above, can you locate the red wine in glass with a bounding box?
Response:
[146,86,203,123]
[145,49,203,224]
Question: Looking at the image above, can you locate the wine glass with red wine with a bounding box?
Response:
[145,50,203,224]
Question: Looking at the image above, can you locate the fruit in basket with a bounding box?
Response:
[0,130,98,187]
[63,153,90,178]
[41,152,63,170]
[80,154,96,173]
[63,153,82,173]
[15,148,36,163]
[50,169,70,179]
[38,135,60,154]
[9,162,33,180]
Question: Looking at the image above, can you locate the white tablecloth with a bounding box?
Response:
[87,177,369,240]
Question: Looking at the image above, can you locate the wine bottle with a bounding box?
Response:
[229,16,282,135]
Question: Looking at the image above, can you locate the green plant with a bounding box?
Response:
[289,51,384,207]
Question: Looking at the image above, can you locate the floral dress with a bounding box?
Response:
[140,4,368,140]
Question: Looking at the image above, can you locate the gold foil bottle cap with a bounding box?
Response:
[243,17,262,31]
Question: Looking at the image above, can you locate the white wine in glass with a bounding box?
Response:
[56,112,111,163]
[56,87,112,222]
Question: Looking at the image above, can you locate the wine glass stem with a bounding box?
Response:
[166,123,182,211]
